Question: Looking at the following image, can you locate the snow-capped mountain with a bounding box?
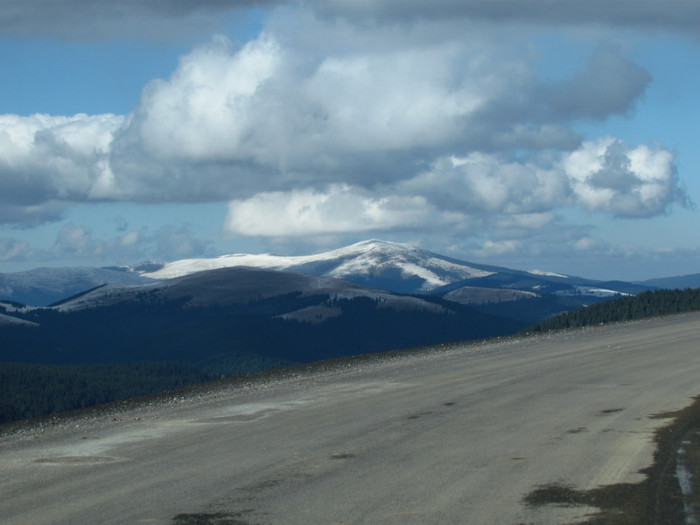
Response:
[1,239,652,307]
[1,266,523,375]
[141,239,647,304]
[142,239,495,293]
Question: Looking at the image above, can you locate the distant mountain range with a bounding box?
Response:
[1,239,673,308]
[638,273,700,290]
[0,266,150,307]
[1,239,696,423]
[2,238,698,362]
[0,266,522,372]
[0,238,676,371]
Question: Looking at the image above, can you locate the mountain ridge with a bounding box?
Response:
[140,239,497,292]
[0,266,523,373]
[0,239,662,310]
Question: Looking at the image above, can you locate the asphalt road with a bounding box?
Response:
[2,312,700,524]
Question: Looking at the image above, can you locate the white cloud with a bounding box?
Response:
[574,237,599,251]
[0,4,692,259]
[0,238,32,262]
[563,137,686,217]
[224,184,462,236]
[0,113,124,217]
[472,239,522,258]
[301,44,484,153]
[134,35,281,161]
[401,154,569,215]
[380,138,686,229]
[102,28,661,202]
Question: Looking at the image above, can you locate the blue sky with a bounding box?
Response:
[0,1,698,281]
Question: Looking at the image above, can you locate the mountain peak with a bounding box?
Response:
[141,239,494,293]
[346,238,410,250]
[322,239,419,261]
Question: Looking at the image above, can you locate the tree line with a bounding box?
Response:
[0,361,213,424]
[0,292,523,424]
[525,287,700,333]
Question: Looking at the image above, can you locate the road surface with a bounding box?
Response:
[2,312,700,524]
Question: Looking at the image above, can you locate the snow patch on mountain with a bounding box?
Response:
[142,239,494,291]
[0,312,38,327]
[528,269,569,278]
[554,286,631,298]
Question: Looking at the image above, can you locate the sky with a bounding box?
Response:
[0,0,699,281]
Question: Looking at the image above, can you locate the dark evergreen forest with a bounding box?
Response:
[525,288,700,333]
[0,362,213,424]
[0,292,522,424]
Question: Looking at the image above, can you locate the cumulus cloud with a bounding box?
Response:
[133,35,282,162]
[0,238,32,262]
[222,135,686,240]
[0,4,692,250]
[392,137,685,223]
[224,184,462,236]
[105,31,670,202]
[401,154,568,215]
[107,31,495,195]
[223,136,686,239]
[0,113,124,223]
[471,239,522,258]
[563,137,688,217]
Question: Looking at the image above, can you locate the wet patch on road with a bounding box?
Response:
[599,408,625,416]
[406,411,433,420]
[172,510,256,525]
[524,396,700,524]
[524,481,645,524]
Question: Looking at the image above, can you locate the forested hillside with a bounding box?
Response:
[0,362,214,424]
[525,288,700,333]
[0,275,524,424]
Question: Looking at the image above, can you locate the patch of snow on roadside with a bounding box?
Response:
[676,439,698,524]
